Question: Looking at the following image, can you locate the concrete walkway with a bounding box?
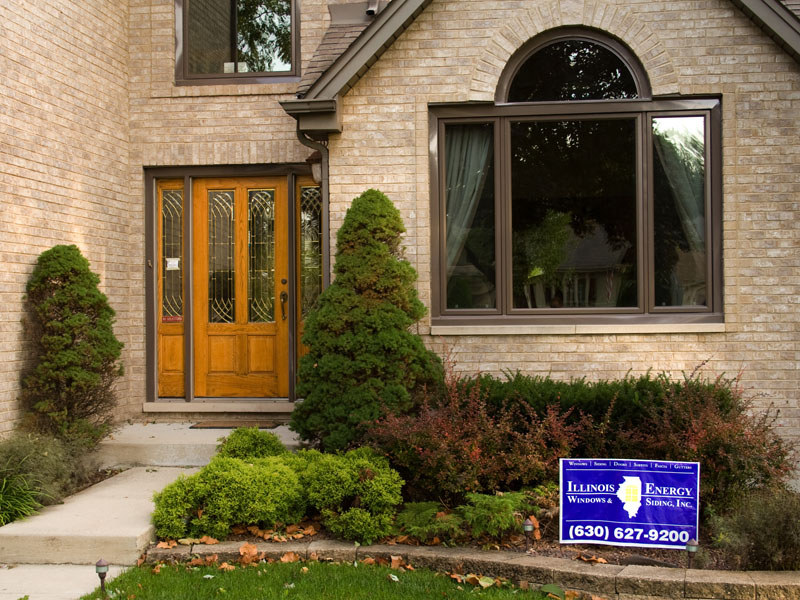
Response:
[0,423,298,600]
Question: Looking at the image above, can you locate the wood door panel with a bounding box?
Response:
[193,177,289,398]
[247,335,275,373]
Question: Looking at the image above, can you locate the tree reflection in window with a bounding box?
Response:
[508,39,638,102]
[187,0,291,75]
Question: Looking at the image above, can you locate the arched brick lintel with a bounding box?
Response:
[468,0,680,102]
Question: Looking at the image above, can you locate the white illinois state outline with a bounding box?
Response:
[616,476,642,518]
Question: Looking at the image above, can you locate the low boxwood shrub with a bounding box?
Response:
[152,446,404,545]
[711,486,800,571]
[152,456,305,540]
[304,448,403,544]
[216,427,288,459]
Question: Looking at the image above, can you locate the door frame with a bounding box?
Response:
[144,164,324,406]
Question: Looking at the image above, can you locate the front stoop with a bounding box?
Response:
[96,423,300,468]
[145,540,800,600]
[0,467,195,565]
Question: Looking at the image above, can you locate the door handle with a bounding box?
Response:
[280,291,288,321]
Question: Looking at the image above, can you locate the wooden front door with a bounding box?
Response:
[193,177,289,397]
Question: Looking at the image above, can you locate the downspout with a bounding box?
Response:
[295,125,331,289]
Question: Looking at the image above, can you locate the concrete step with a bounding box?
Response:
[0,564,125,600]
[97,423,300,469]
[0,467,194,565]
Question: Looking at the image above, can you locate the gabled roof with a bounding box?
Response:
[282,0,800,134]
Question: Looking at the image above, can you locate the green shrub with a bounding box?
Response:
[291,189,442,451]
[0,432,75,505]
[711,486,800,570]
[0,468,41,526]
[152,457,305,540]
[304,448,403,544]
[151,472,203,540]
[321,507,394,546]
[395,502,466,544]
[458,492,529,539]
[21,245,123,449]
[216,427,287,459]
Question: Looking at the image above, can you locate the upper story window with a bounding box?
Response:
[431,29,722,325]
[177,0,298,84]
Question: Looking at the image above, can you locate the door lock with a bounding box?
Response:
[280,291,288,320]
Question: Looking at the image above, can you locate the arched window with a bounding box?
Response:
[431,30,721,325]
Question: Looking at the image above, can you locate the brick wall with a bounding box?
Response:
[330,0,800,450]
[0,0,132,434]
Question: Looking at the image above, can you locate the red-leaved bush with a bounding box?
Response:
[628,369,794,512]
[366,372,579,503]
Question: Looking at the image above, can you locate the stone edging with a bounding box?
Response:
[145,540,800,600]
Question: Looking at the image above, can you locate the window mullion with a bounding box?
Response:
[642,112,653,314]
[498,117,510,316]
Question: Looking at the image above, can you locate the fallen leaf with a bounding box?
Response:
[292,533,304,540]
[285,524,299,534]
[575,554,607,564]
[387,573,399,582]
[465,574,480,587]
[281,551,302,563]
[218,562,235,572]
[430,537,441,545]
[231,525,246,535]
[302,526,317,536]
[239,542,259,566]
[300,566,309,574]
[197,508,203,519]
[152,564,162,574]
[205,554,218,566]
[136,556,145,567]
[361,557,376,566]
[565,591,582,600]
[308,552,319,562]
[188,557,205,567]
[390,555,404,570]
[202,574,215,580]
[247,526,262,536]
[178,538,200,546]
[376,557,389,567]
[198,535,218,545]
[449,573,463,583]
[396,535,409,544]
[156,540,177,549]
[478,576,496,589]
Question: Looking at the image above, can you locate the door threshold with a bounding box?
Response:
[144,400,295,413]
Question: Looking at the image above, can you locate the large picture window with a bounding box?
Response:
[432,31,721,324]
[177,0,298,83]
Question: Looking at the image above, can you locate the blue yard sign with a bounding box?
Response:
[560,458,700,549]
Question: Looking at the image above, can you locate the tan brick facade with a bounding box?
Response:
[1,0,798,454]
[330,0,800,447]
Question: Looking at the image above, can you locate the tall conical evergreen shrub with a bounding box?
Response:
[21,245,123,448]
[290,189,441,451]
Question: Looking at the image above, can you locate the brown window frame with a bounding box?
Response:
[175,0,301,86]
[429,97,723,326]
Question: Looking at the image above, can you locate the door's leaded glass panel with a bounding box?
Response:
[248,189,275,322]
[300,186,322,318]
[162,189,183,321]
[208,190,235,323]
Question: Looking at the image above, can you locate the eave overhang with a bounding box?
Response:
[731,0,800,62]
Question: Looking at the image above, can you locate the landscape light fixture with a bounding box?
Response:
[685,539,699,569]
[523,517,535,552]
[95,558,109,593]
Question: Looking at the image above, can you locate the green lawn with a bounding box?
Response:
[80,561,552,600]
